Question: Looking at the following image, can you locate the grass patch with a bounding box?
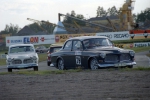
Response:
[119,67,150,71]
[38,53,47,62]
[0,67,150,75]
[0,69,83,75]
[129,46,150,53]
[113,38,150,44]
[146,53,150,57]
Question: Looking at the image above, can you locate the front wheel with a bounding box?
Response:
[34,66,38,71]
[47,62,50,66]
[127,65,133,68]
[57,59,64,70]
[90,58,98,70]
[8,68,12,72]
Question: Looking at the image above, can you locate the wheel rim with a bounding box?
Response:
[90,59,98,70]
[58,59,64,70]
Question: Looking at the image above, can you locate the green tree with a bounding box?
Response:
[63,10,86,26]
[28,22,54,34]
[0,23,20,35]
[107,6,118,16]
[96,6,106,17]
[136,8,150,23]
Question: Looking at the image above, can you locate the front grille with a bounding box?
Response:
[105,53,131,62]
[105,54,119,62]
[120,53,131,61]
[12,59,22,64]
[23,59,33,64]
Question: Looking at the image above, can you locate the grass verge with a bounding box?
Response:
[0,67,150,75]
[0,69,83,75]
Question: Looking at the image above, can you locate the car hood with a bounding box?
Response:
[86,46,131,53]
[7,52,37,59]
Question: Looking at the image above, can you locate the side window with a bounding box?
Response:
[63,40,72,50]
[101,39,108,46]
[73,40,83,51]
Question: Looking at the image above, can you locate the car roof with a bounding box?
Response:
[67,36,108,41]
[50,43,63,47]
[9,44,34,48]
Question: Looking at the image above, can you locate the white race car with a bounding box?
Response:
[5,44,39,72]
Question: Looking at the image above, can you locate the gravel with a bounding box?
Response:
[0,70,150,100]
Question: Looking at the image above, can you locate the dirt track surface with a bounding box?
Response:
[0,70,150,100]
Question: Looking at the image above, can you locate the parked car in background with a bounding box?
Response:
[47,44,62,66]
[50,36,136,70]
[35,45,48,53]
[5,44,39,72]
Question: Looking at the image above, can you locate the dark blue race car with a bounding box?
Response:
[50,36,136,70]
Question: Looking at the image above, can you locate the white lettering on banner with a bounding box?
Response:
[134,42,150,47]
[96,31,130,40]
[97,34,112,39]
[114,33,129,38]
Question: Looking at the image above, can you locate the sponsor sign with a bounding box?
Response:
[6,35,55,47]
[55,33,96,43]
[96,31,130,40]
[134,42,150,47]
[130,33,150,39]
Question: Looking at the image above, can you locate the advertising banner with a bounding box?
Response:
[130,33,150,39]
[96,31,130,40]
[6,35,55,47]
[134,42,150,47]
[55,33,96,43]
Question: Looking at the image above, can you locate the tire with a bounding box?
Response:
[40,50,43,53]
[90,58,98,70]
[8,68,12,72]
[57,59,64,70]
[47,62,50,66]
[34,66,38,71]
[128,65,133,68]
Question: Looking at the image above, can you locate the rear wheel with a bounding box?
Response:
[34,66,38,71]
[47,62,50,66]
[8,68,12,72]
[57,59,64,70]
[90,58,98,70]
[127,65,133,68]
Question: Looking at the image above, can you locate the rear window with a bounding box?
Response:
[50,47,61,53]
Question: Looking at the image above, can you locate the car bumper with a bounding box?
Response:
[97,61,136,67]
[7,63,38,69]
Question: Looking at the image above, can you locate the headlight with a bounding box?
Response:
[32,56,37,60]
[129,51,135,56]
[100,53,106,58]
[7,58,12,62]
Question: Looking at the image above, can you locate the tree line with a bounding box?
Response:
[0,6,150,35]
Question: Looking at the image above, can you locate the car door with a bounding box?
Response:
[61,40,74,69]
[72,40,83,68]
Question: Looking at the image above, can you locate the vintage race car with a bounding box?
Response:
[50,36,136,70]
[5,44,39,72]
[47,44,62,66]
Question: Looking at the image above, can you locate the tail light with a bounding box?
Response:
[47,52,51,60]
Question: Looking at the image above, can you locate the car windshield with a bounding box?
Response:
[9,46,34,53]
[83,38,113,48]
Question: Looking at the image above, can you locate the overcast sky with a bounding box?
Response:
[0,0,150,31]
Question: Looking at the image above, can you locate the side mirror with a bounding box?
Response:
[5,52,8,54]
